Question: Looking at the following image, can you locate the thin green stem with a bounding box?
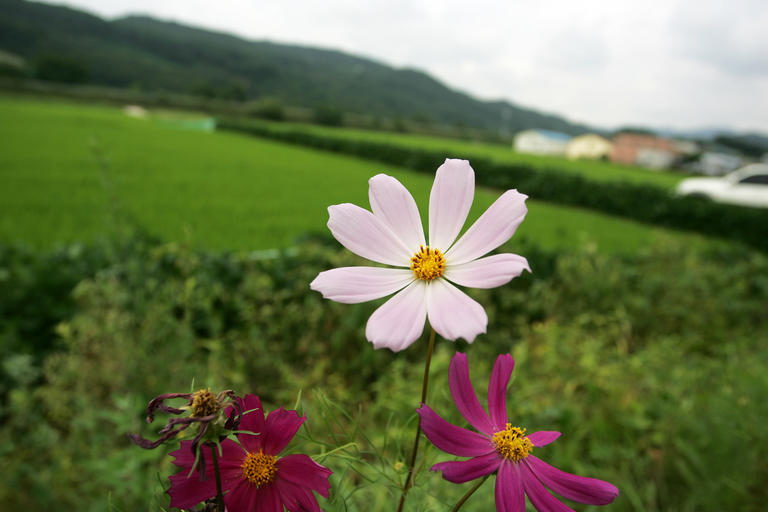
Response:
[396,327,437,512]
[451,474,490,512]
[209,443,225,512]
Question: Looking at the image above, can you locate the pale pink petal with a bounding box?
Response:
[277,454,333,498]
[443,254,530,289]
[448,352,495,435]
[417,404,496,457]
[487,354,515,431]
[428,159,475,251]
[327,203,411,265]
[521,463,576,512]
[445,189,528,265]
[310,267,414,303]
[261,408,304,455]
[365,281,427,351]
[496,460,526,512]
[528,431,561,447]
[431,452,501,483]
[427,279,487,343]
[369,173,426,250]
[526,456,619,505]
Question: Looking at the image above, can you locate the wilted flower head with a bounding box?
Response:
[311,159,529,351]
[418,353,619,511]
[129,388,241,450]
[168,394,332,512]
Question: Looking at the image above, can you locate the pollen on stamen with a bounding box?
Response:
[492,423,533,462]
[190,388,221,418]
[410,245,446,281]
[241,451,278,487]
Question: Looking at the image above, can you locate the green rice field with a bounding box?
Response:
[0,94,705,253]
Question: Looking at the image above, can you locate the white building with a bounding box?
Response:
[566,134,613,160]
[514,129,572,156]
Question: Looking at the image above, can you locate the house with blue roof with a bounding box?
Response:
[514,129,572,155]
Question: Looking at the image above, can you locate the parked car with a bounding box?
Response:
[676,164,768,208]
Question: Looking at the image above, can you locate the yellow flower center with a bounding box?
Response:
[191,389,221,417]
[241,451,278,487]
[410,245,445,281]
[492,424,533,462]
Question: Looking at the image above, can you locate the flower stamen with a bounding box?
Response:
[492,424,533,462]
[410,245,446,281]
[190,389,221,418]
[241,451,278,487]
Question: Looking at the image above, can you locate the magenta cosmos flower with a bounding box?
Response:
[168,394,332,512]
[310,159,529,351]
[418,353,618,511]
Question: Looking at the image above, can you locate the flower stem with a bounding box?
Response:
[209,443,225,512]
[396,327,437,512]
[451,474,490,511]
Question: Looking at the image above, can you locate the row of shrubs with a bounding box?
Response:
[219,118,768,253]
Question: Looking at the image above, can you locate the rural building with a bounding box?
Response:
[514,129,572,156]
[566,134,613,160]
[610,133,679,169]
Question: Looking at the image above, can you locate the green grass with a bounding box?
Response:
[256,120,689,189]
[0,94,708,253]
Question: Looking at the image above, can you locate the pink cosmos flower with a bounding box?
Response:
[168,394,332,512]
[417,353,619,511]
[310,159,529,351]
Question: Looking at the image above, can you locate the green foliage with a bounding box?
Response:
[219,118,768,253]
[1,235,766,510]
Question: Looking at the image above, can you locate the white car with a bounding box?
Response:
[676,164,768,208]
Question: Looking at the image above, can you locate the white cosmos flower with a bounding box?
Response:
[310,159,530,352]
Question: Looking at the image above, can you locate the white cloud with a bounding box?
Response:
[57,0,768,132]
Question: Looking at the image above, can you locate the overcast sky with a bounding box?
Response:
[58,0,768,133]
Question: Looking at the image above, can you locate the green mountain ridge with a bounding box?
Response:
[0,0,593,134]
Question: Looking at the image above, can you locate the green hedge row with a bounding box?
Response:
[219,118,768,252]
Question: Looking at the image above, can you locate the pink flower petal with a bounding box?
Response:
[167,465,218,510]
[445,189,528,265]
[495,460,526,512]
[431,451,501,483]
[275,478,322,512]
[261,408,305,455]
[327,203,411,265]
[365,281,427,351]
[225,480,279,512]
[448,352,495,435]
[443,254,530,289]
[277,454,333,498]
[237,394,266,453]
[428,159,475,251]
[528,431,561,447]
[427,278,487,343]
[488,354,515,431]
[368,173,426,250]
[417,404,496,457]
[310,267,414,304]
[521,463,576,512]
[525,456,619,505]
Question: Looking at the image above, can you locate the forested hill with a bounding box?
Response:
[0,0,591,134]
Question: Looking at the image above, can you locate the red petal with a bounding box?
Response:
[417,404,496,457]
